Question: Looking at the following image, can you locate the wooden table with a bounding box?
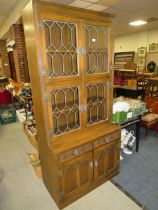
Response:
[119,116,141,152]
[148,77,158,82]
[115,85,144,98]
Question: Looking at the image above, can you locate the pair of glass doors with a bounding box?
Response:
[40,17,111,136]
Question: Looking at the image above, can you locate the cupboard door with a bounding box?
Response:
[39,17,86,136]
[87,82,108,125]
[43,20,78,77]
[82,23,112,126]
[94,140,120,180]
[59,153,93,201]
[85,24,109,74]
[50,86,80,135]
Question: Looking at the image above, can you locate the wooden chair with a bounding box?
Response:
[141,113,158,140]
[151,81,158,97]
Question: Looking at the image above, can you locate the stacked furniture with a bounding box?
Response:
[23,1,120,209]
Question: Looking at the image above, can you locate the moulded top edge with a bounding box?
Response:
[32,0,115,20]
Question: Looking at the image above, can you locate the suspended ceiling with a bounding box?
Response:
[0,0,158,37]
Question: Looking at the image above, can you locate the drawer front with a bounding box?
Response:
[59,143,92,163]
[94,131,120,148]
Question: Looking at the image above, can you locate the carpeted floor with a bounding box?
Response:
[113,128,158,210]
[0,122,142,210]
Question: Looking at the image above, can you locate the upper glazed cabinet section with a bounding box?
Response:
[42,20,109,78]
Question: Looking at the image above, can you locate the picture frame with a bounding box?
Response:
[137,47,147,57]
[137,57,146,67]
[149,43,158,53]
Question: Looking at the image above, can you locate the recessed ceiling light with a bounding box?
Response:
[129,20,147,26]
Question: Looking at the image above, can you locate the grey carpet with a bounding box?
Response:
[113,128,158,210]
[0,122,142,210]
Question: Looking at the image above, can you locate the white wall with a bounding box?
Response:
[114,29,158,67]
[115,29,158,52]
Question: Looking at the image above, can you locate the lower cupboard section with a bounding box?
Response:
[58,139,120,207]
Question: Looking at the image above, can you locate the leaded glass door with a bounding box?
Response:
[83,22,112,126]
[39,17,85,138]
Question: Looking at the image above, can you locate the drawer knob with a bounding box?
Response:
[74,149,80,156]
[106,136,112,143]
[95,161,98,167]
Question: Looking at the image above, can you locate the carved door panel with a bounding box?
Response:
[94,140,120,180]
[59,152,93,201]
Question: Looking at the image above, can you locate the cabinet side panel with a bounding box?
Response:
[22,1,60,205]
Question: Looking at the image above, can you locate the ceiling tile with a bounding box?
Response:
[87,4,108,11]
[0,16,5,25]
[0,0,18,5]
[44,0,74,4]
[84,0,100,3]
[0,4,14,15]
[98,0,124,7]
[69,0,92,8]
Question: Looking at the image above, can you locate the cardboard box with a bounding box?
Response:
[127,79,137,87]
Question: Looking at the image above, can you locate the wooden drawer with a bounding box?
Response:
[59,143,92,163]
[94,131,120,148]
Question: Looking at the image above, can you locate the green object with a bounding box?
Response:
[112,111,127,123]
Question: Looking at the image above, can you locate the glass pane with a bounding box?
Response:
[85,24,108,74]
[51,87,80,135]
[87,83,108,125]
[44,20,78,77]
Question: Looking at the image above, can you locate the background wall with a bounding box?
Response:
[114,29,158,69]
[115,29,158,52]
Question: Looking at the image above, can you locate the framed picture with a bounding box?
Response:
[137,57,146,67]
[137,47,147,57]
[149,43,158,53]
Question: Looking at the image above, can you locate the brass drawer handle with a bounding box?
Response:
[89,161,93,168]
[94,161,98,167]
[106,136,112,143]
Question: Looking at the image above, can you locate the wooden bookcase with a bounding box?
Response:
[23,1,120,208]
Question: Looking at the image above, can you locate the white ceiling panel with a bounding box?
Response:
[99,0,124,7]
[84,0,100,3]
[0,16,5,25]
[87,4,107,11]
[0,4,14,15]
[70,0,92,8]
[44,0,74,4]
[0,0,18,4]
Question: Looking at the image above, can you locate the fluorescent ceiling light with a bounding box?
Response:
[129,20,147,26]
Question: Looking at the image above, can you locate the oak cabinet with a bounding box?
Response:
[23,1,120,209]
